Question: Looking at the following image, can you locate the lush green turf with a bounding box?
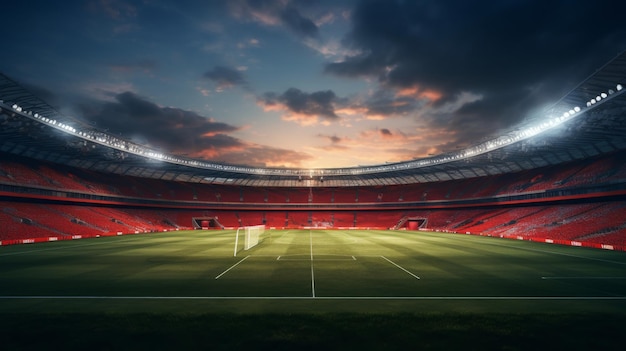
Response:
[1,229,625,350]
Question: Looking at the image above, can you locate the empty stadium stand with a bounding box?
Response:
[1,149,625,250]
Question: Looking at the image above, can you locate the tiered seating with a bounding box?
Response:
[355,211,401,228]
[237,211,265,226]
[2,149,626,250]
[265,188,288,203]
[0,205,61,240]
[420,182,450,201]
[214,187,241,202]
[264,211,287,227]
[310,188,334,203]
[205,210,239,227]
[241,188,266,203]
[356,187,383,203]
[0,161,50,187]
[333,188,357,203]
[332,211,355,227]
[8,202,89,236]
[310,211,334,227]
[403,184,425,202]
[127,209,184,230]
[380,185,405,202]
[286,188,310,203]
[287,211,309,227]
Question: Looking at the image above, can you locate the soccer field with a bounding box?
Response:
[1,229,626,350]
[1,229,625,309]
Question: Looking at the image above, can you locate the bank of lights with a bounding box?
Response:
[2,81,624,177]
[587,83,622,107]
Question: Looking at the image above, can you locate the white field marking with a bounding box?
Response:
[215,255,250,279]
[1,295,625,300]
[541,276,626,280]
[276,254,357,261]
[309,230,314,262]
[311,264,316,298]
[380,256,420,280]
[310,230,315,298]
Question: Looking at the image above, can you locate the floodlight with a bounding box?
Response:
[590,98,596,104]
[574,106,580,112]
[586,102,591,107]
[609,89,615,95]
[601,92,607,99]
[569,109,575,115]
[618,84,623,91]
[596,95,602,102]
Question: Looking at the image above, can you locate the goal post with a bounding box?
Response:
[234,225,267,256]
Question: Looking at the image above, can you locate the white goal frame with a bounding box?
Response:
[234,225,266,256]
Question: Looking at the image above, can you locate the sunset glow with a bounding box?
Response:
[0,1,623,168]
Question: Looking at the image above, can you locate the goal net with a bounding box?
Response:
[234,225,267,256]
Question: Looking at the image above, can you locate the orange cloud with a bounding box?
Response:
[396,86,443,102]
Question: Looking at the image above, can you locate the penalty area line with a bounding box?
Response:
[215,255,250,279]
[381,256,420,280]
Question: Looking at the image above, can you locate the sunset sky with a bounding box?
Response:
[1,0,625,168]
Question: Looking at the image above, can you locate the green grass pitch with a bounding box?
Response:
[1,229,625,350]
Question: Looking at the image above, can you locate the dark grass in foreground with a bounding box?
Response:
[2,313,626,351]
[1,229,625,350]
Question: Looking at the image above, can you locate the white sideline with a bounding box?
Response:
[1,295,625,300]
[310,230,315,298]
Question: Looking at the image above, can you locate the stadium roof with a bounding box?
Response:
[1,51,626,187]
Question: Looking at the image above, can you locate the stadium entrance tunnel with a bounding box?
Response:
[406,217,427,230]
[192,217,223,229]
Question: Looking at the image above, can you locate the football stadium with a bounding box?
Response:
[2,27,626,351]
[1,49,626,349]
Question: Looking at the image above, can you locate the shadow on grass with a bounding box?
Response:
[1,312,625,351]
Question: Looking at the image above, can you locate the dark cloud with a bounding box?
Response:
[325,0,626,143]
[203,66,248,90]
[261,87,339,120]
[316,134,349,151]
[75,91,312,167]
[77,91,240,152]
[380,128,392,136]
[279,5,319,38]
[329,135,341,143]
[229,0,319,38]
[329,0,625,90]
[363,89,425,117]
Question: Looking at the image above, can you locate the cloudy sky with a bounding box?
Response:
[1,0,625,168]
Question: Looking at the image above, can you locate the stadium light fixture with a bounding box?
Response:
[601,92,607,99]
[618,84,623,91]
